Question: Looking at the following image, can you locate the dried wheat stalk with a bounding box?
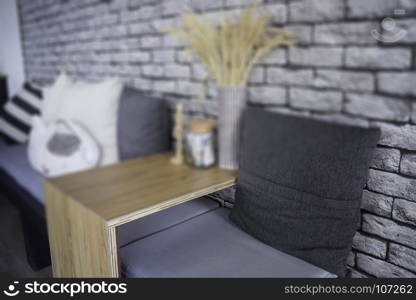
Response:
[167,4,295,86]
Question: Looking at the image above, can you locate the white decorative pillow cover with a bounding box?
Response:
[41,73,123,165]
[28,116,100,177]
[41,73,74,120]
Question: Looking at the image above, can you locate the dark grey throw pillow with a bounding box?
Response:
[230,108,380,277]
[118,87,170,160]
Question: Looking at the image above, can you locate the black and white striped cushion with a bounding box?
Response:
[0,82,43,143]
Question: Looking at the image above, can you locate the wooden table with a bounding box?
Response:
[45,152,236,277]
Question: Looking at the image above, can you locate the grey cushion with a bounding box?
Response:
[118,87,170,160]
[121,207,336,278]
[0,144,44,202]
[118,197,219,247]
[230,108,380,277]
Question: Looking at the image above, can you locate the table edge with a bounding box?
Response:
[107,178,236,227]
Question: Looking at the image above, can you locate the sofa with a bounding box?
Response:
[0,99,379,277]
[0,86,171,270]
[118,108,380,278]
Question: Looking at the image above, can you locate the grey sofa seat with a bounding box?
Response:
[121,207,336,278]
[118,197,219,247]
[0,144,44,203]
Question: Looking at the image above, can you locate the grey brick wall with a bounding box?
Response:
[18,0,416,278]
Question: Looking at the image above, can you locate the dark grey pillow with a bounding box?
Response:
[230,108,380,277]
[118,87,170,160]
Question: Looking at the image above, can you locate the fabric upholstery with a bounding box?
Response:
[0,137,7,148]
[118,87,170,160]
[0,168,50,270]
[230,108,380,277]
[0,144,44,202]
[118,197,219,247]
[0,82,42,143]
[121,207,336,278]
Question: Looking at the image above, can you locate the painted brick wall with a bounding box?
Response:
[18,0,416,278]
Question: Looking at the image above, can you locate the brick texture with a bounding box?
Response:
[361,190,393,217]
[369,148,401,172]
[352,232,387,259]
[401,154,416,177]
[18,0,416,278]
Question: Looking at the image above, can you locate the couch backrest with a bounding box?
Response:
[118,87,171,160]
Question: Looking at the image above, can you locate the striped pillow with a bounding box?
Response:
[0,82,43,143]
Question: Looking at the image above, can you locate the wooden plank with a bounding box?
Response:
[48,152,236,222]
[45,181,116,277]
[108,178,234,226]
[106,225,120,277]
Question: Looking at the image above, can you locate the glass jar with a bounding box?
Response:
[185,119,216,168]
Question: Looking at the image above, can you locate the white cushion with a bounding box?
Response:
[41,73,74,120]
[28,116,100,177]
[41,73,123,165]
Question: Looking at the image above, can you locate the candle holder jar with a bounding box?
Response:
[185,119,216,168]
